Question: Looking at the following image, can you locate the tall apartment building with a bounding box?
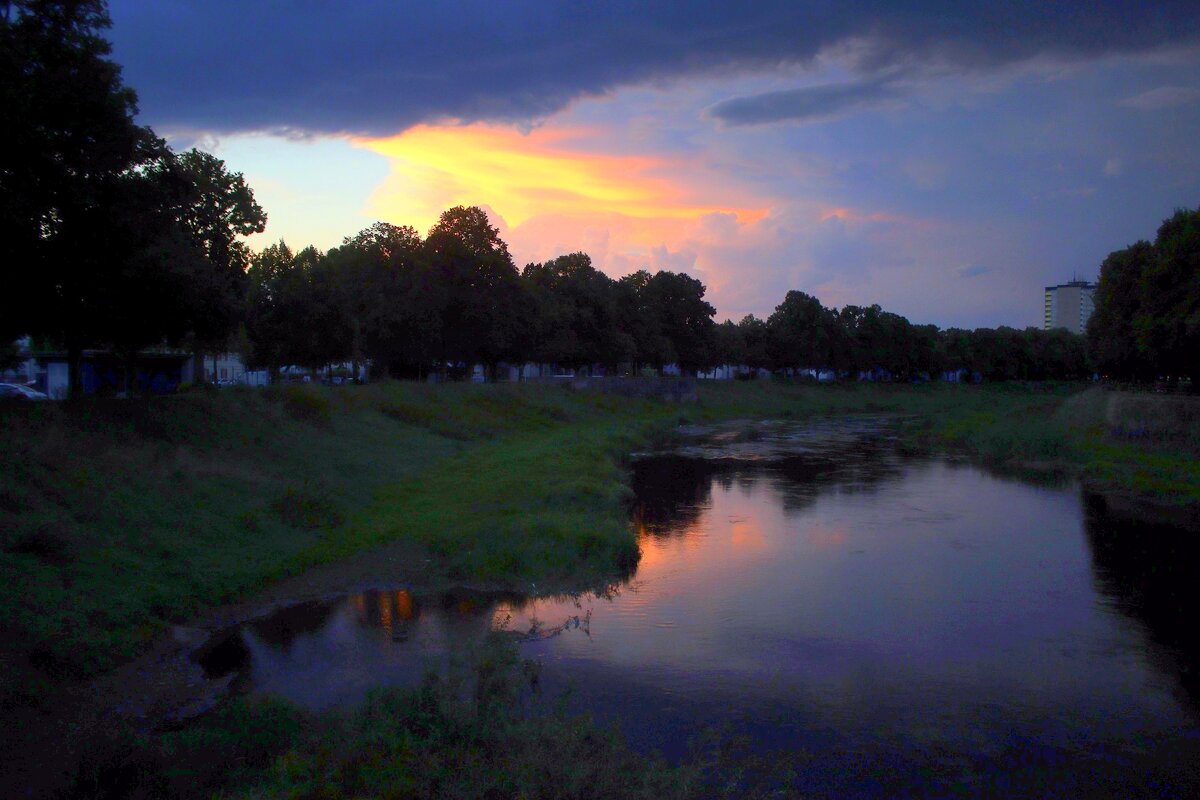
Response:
[1043,280,1096,334]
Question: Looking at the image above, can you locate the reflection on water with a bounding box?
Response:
[202,420,1200,797]
[1083,495,1200,714]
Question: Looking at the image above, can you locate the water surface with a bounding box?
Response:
[201,419,1200,797]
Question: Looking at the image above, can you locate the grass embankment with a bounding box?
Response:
[901,384,1200,505]
[698,380,1200,506]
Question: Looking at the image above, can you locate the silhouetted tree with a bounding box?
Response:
[424,206,528,376]
[1087,207,1200,385]
[711,320,745,371]
[522,252,630,372]
[617,270,674,373]
[244,240,296,376]
[168,149,266,376]
[642,271,716,374]
[1,0,160,394]
[330,222,436,378]
[769,291,836,373]
[1,4,266,394]
[1088,241,1154,380]
[942,328,975,375]
[1136,209,1200,384]
[738,315,772,372]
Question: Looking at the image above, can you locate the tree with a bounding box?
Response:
[642,271,716,374]
[0,3,266,394]
[167,149,266,372]
[331,222,436,378]
[424,206,527,375]
[1135,209,1200,384]
[711,320,745,371]
[738,315,772,372]
[768,291,836,373]
[911,323,945,378]
[522,252,629,372]
[1,0,161,394]
[1087,207,1200,385]
[942,328,975,375]
[617,270,675,373]
[1087,241,1152,380]
[245,243,352,376]
[244,240,297,376]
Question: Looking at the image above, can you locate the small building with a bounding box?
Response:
[198,352,270,386]
[33,351,191,398]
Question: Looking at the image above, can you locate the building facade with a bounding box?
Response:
[1043,280,1096,334]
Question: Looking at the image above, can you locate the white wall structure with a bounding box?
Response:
[1043,280,1096,334]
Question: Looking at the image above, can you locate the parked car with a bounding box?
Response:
[0,382,49,401]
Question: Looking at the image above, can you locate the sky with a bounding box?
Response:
[106,1,1200,329]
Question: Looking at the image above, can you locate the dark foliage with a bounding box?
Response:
[1088,207,1200,384]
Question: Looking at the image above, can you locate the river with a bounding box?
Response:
[199,418,1200,797]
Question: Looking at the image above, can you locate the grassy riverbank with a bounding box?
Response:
[2,380,1197,797]
[0,384,674,709]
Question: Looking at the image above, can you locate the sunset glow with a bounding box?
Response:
[110,0,1200,326]
[356,123,767,239]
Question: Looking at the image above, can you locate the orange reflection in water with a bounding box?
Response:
[729,518,768,552]
[349,589,418,632]
[803,521,849,551]
[393,590,415,621]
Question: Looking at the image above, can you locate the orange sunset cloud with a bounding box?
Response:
[354,123,767,247]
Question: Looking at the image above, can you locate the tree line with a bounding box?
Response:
[12,1,1184,394]
[1087,208,1200,386]
[243,207,1093,383]
[243,208,719,379]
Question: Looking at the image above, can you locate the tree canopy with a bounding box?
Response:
[1,1,267,395]
[1088,207,1200,384]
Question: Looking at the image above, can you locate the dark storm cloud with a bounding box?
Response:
[707,79,900,125]
[107,1,1200,135]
